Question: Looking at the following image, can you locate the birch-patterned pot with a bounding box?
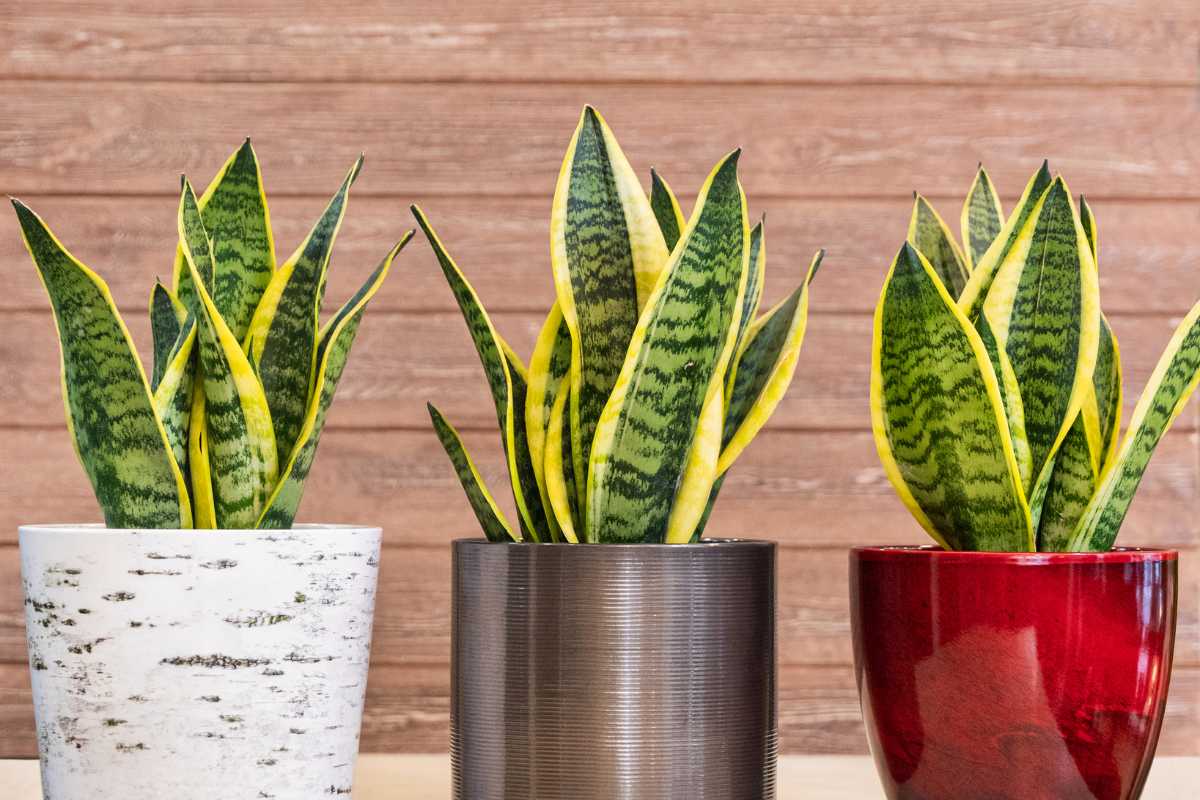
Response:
[451,538,777,800]
[19,524,381,800]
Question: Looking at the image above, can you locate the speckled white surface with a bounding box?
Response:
[20,524,380,800]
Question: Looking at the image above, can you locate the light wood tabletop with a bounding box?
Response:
[4,755,1198,798]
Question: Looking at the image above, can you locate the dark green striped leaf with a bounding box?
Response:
[14,199,191,529]
[413,206,550,541]
[1038,412,1098,551]
[871,243,1031,552]
[958,161,1054,320]
[982,177,1100,513]
[525,304,573,541]
[975,311,1033,491]
[151,319,197,477]
[246,157,361,467]
[428,404,515,542]
[960,165,1004,270]
[551,107,669,510]
[908,195,969,297]
[1080,195,1098,262]
[149,281,185,391]
[179,178,278,529]
[544,375,582,542]
[258,238,404,529]
[1094,315,1122,469]
[731,218,767,360]
[1070,300,1200,551]
[649,168,686,252]
[176,177,216,316]
[586,150,748,544]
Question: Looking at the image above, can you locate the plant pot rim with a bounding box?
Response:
[851,545,1177,564]
[453,536,773,550]
[19,522,379,536]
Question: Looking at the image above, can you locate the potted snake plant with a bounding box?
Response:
[421,106,822,800]
[15,142,408,800]
[855,163,1182,800]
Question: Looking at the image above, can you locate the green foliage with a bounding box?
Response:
[422,107,823,543]
[873,163,1200,551]
[16,141,408,529]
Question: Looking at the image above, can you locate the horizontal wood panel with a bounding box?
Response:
[2,543,1196,668]
[2,428,1196,549]
[7,310,1200,434]
[3,84,1200,200]
[3,2,1197,85]
[6,195,1200,315]
[2,662,1198,758]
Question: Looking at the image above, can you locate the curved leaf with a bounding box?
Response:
[976,311,1032,492]
[14,199,191,529]
[544,374,581,543]
[960,165,1004,270]
[664,383,724,543]
[151,319,197,476]
[908,195,968,297]
[149,281,185,391]
[428,404,515,542]
[871,243,1031,551]
[1094,315,1123,469]
[587,150,749,544]
[649,167,686,252]
[188,384,216,529]
[525,303,572,540]
[1038,411,1098,551]
[1080,195,1098,262]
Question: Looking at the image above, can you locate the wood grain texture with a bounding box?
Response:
[3,84,1200,200]
[2,662,1198,758]
[2,1,1197,85]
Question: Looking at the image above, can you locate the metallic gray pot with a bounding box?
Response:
[451,538,777,800]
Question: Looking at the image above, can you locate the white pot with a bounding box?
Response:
[19,523,381,800]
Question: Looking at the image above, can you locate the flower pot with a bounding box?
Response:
[451,538,777,799]
[20,523,381,800]
[850,546,1177,800]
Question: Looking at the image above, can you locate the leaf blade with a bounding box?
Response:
[908,195,969,297]
[960,165,1005,270]
[649,168,686,252]
[428,404,516,542]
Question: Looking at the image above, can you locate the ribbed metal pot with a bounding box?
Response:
[451,538,777,800]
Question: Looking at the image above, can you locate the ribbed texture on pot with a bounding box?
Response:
[451,538,777,800]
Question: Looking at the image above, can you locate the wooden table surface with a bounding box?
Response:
[4,755,1198,798]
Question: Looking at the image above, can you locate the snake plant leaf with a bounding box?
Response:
[908,195,969,297]
[180,179,279,529]
[551,107,671,508]
[1038,410,1099,551]
[1080,195,1098,262]
[1094,316,1123,469]
[176,178,217,315]
[188,384,216,528]
[664,383,725,543]
[13,199,192,529]
[151,319,197,475]
[720,250,823,476]
[544,374,581,543]
[587,150,749,544]
[1070,299,1200,551]
[975,311,1033,492]
[525,304,573,540]
[499,340,552,542]
[981,177,1101,518]
[649,168,687,252]
[732,218,768,360]
[960,165,1004,270]
[245,157,361,466]
[412,206,550,541]
[173,139,276,341]
[257,240,403,529]
[428,404,517,543]
[149,282,185,391]
[958,161,1054,320]
[871,243,1032,551]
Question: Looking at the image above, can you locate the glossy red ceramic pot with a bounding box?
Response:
[850,547,1177,800]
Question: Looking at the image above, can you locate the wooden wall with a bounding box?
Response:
[1,1,1199,755]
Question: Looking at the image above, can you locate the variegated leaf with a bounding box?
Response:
[257,237,406,529]
[413,206,550,541]
[649,167,686,252]
[1080,195,1098,263]
[544,374,581,542]
[1070,299,1200,551]
[428,404,516,542]
[149,281,185,391]
[960,165,1004,270]
[525,303,573,540]
[1094,315,1123,469]
[151,319,197,476]
[245,157,361,466]
[180,178,278,529]
[551,107,670,510]
[976,311,1033,492]
[1038,411,1098,551]
[871,243,1031,551]
[908,195,969,297]
[587,150,749,544]
[14,199,191,528]
[188,384,216,529]
[731,218,767,361]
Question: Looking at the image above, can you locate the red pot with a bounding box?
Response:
[850,546,1177,800]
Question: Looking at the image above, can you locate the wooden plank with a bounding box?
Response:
[2,662,1198,758]
[2,541,1196,669]
[5,308,1200,432]
[2,2,1196,85]
[3,83,1200,200]
[1,427,1196,548]
[6,195,1200,316]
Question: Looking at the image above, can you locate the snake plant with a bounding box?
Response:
[422,106,823,543]
[15,141,410,530]
[873,162,1200,552]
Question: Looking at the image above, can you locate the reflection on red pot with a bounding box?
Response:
[850,547,1177,800]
